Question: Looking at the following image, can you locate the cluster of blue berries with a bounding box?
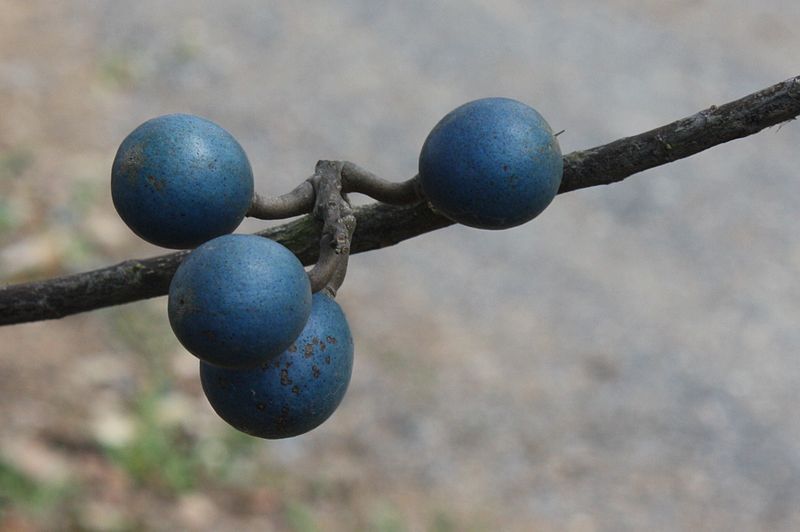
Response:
[110,98,562,439]
[111,114,353,439]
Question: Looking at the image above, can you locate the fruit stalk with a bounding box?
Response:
[248,180,316,220]
[305,160,357,292]
[341,162,422,205]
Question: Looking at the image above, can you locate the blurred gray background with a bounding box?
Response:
[0,1,798,530]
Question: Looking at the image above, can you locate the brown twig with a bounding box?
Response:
[341,161,422,205]
[559,75,800,192]
[306,160,356,292]
[0,75,798,325]
[248,180,315,219]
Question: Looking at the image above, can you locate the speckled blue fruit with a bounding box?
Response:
[111,114,254,249]
[168,234,311,369]
[419,98,563,229]
[200,292,354,439]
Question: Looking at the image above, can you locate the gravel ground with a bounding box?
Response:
[0,1,799,530]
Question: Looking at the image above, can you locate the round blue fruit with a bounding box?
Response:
[168,234,312,369]
[111,114,254,249]
[200,292,354,439]
[418,98,563,229]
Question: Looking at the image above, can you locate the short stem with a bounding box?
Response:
[248,180,315,219]
[323,224,354,297]
[341,161,422,205]
[307,234,345,292]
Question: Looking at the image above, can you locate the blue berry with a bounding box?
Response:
[419,98,563,229]
[111,114,254,249]
[200,292,354,439]
[168,234,311,369]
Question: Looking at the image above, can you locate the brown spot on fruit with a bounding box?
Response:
[291,386,300,395]
[304,344,314,358]
[146,174,166,191]
[122,144,144,184]
[288,344,297,353]
[324,356,331,365]
[326,336,337,345]
[280,369,292,385]
[311,365,320,379]
[276,406,290,426]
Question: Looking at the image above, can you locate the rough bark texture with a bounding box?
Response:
[1,75,798,325]
[306,160,357,292]
[559,75,800,192]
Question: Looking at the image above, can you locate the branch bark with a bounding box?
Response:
[306,160,357,292]
[1,75,798,326]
